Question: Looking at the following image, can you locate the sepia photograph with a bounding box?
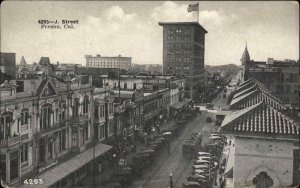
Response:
[0,1,299,188]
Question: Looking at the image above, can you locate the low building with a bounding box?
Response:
[220,78,300,187]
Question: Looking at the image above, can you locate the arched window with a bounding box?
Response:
[83,96,89,114]
[73,98,79,117]
[0,112,13,139]
[253,171,273,188]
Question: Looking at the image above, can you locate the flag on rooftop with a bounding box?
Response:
[187,3,199,12]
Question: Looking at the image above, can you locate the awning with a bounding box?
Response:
[170,98,192,109]
[20,143,112,188]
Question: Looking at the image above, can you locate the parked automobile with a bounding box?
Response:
[187,175,209,184]
[194,160,210,165]
[182,181,201,188]
[206,103,214,109]
[192,165,209,170]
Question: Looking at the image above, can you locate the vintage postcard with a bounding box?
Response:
[0,1,299,188]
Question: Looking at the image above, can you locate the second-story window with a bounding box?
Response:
[83,96,89,114]
[0,112,13,139]
[94,105,99,119]
[40,104,51,130]
[73,98,79,117]
[100,104,105,118]
[59,102,66,121]
[21,110,29,125]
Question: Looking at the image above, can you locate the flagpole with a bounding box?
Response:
[197,2,199,23]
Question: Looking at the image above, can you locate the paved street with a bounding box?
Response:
[127,93,228,188]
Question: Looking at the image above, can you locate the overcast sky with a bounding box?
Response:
[1,1,299,66]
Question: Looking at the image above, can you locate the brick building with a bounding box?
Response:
[159,22,207,99]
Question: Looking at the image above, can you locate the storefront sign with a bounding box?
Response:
[248,68,277,72]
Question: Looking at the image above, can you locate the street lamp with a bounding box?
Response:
[169,172,173,188]
[112,153,117,171]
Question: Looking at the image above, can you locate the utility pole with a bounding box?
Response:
[118,55,121,104]
[92,139,96,186]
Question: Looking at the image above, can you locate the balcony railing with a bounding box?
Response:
[38,120,68,135]
[0,135,21,147]
[70,114,89,124]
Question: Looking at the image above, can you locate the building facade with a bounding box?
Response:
[0,74,114,187]
[0,52,16,82]
[85,54,132,71]
[240,45,299,107]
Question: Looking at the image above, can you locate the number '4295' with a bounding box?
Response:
[38,20,49,24]
[23,178,43,184]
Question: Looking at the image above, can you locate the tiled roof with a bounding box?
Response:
[221,102,299,136]
[230,79,285,111]
[230,89,258,106]
[238,78,253,87]
[235,79,254,93]
[233,85,256,99]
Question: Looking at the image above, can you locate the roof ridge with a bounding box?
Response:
[221,102,262,128]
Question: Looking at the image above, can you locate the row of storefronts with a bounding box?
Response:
[0,71,189,187]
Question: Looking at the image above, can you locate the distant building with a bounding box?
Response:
[85,54,132,71]
[240,45,299,107]
[130,64,162,75]
[0,52,16,82]
[159,22,208,99]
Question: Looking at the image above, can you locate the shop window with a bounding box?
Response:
[10,151,19,180]
[0,154,6,181]
[39,138,46,163]
[21,142,29,165]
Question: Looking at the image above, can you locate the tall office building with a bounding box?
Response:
[159,22,208,99]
